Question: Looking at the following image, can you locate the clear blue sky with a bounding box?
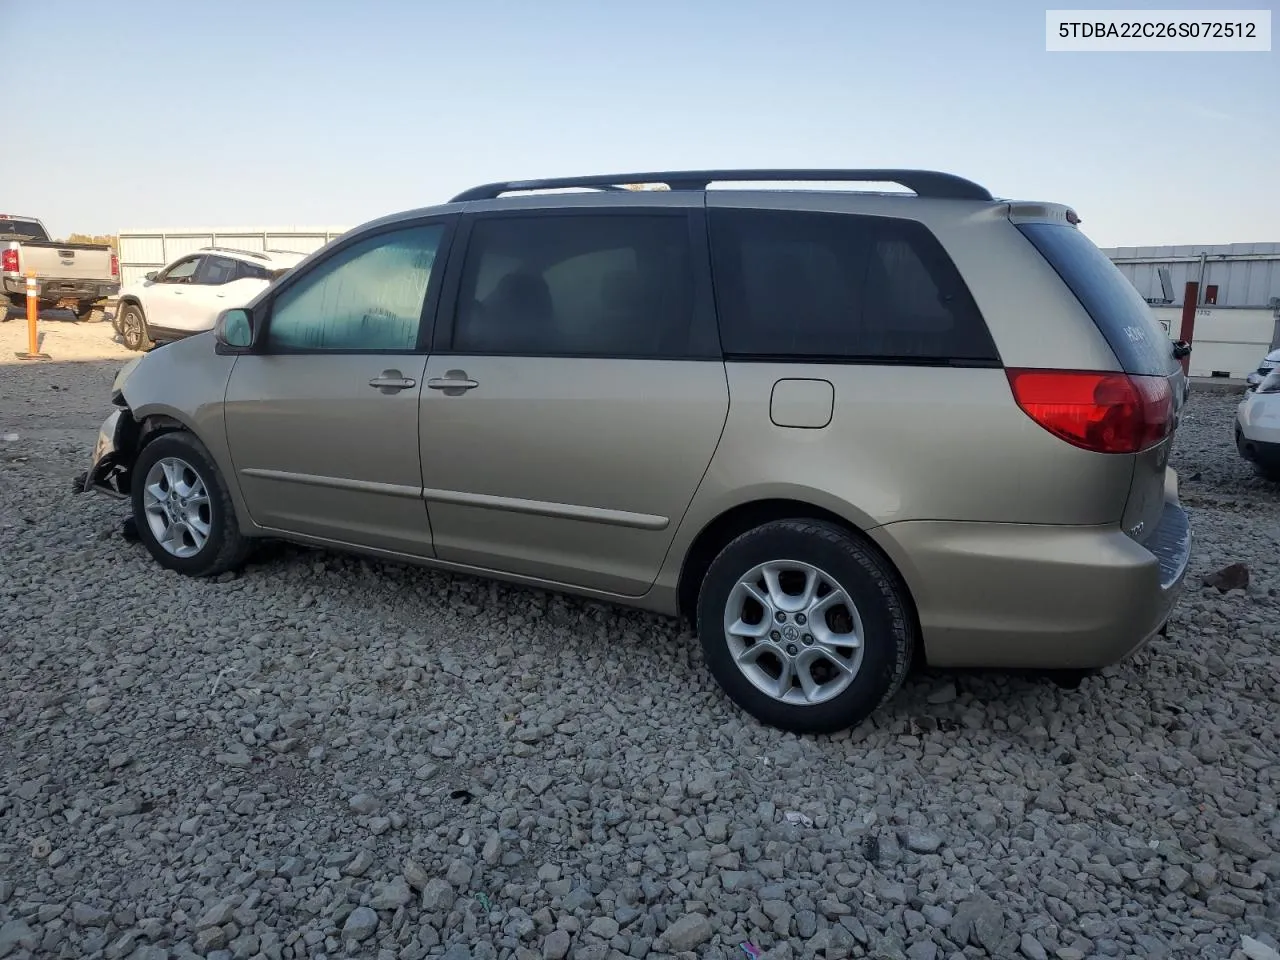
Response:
[8,0,1277,247]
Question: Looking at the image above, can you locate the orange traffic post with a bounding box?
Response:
[14,270,50,360]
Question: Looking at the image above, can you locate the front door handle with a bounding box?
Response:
[426,370,479,395]
[369,370,417,394]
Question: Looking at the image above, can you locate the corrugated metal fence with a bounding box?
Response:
[1101,242,1280,308]
[117,227,348,287]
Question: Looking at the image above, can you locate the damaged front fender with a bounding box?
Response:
[82,408,142,498]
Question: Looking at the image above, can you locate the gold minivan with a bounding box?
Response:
[83,169,1193,733]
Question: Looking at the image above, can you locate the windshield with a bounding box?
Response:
[0,218,50,242]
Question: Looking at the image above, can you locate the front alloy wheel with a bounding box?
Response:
[130,431,250,576]
[141,456,212,558]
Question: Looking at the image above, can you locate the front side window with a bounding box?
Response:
[452,214,696,358]
[158,257,201,284]
[708,208,999,363]
[264,224,445,352]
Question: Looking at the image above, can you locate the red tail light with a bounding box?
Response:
[1006,369,1174,454]
[110,253,119,277]
[1,247,17,273]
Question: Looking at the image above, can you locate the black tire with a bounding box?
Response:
[119,303,153,351]
[696,519,915,735]
[130,431,250,577]
[1255,463,1280,483]
[77,301,105,323]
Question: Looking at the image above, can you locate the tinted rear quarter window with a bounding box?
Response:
[708,208,999,364]
[1016,222,1177,377]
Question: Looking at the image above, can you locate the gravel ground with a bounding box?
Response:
[2,319,1279,960]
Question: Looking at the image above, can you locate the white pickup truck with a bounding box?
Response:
[1,214,119,320]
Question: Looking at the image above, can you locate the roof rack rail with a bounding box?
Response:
[198,245,271,261]
[264,248,307,256]
[450,169,993,203]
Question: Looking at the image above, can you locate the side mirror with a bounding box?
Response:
[144,271,158,282]
[214,308,255,353]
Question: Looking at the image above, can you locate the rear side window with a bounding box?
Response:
[708,208,999,364]
[1017,222,1177,377]
[197,256,239,285]
[452,214,708,358]
[236,260,274,282]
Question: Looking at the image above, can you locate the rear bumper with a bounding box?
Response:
[4,276,119,301]
[1237,399,1280,449]
[870,477,1192,670]
[1236,427,1280,471]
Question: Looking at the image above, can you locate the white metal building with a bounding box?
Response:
[1101,242,1280,380]
[116,226,348,288]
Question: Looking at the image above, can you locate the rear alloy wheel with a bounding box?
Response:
[119,303,153,351]
[697,520,914,734]
[131,432,250,576]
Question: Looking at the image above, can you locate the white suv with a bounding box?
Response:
[1237,369,1280,480]
[112,246,305,351]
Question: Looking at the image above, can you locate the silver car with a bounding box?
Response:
[83,169,1193,734]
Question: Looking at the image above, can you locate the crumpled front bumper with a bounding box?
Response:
[83,409,133,498]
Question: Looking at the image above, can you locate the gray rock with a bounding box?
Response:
[1162,865,1191,891]
[542,929,571,960]
[446,858,474,889]
[343,850,375,877]
[902,830,943,854]
[563,888,596,912]
[197,900,236,928]
[0,919,38,956]
[72,903,111,926]
[1207,893,1248,918]
[796,909,818,938]
[442,945,472,960]
[926,683,957,704]
[370,878,412,910]
[342,906,379,941]
[949,896,1005,951]
[196,926,231,952]
[348,793,380,815]
[403,858,430,890]
[1020,932,1049,960]
[1217,826,1274,861]
[906,941,938,960]
[102,797,142,817]
[587,917,619,939]
[421,878,455,911]
[664,913,714,951]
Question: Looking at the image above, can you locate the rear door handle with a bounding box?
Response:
[426,372,479,393]
[369,370,417,394]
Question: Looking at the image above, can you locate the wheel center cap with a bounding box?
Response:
[781,624,800,643]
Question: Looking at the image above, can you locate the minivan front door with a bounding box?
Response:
[223,221,453,556]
